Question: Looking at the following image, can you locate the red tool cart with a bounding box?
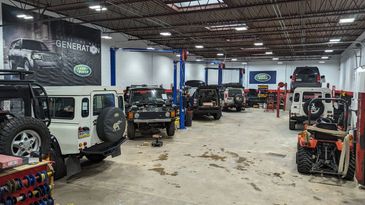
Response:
[0,160,54,205]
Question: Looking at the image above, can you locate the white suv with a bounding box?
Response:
[45,86,126,179]
[289,87,333,130]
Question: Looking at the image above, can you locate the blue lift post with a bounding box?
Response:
[179,49,186,129]
[110,47,185,129]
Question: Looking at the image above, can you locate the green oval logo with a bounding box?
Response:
[73,64,92,77]
[254,73,271,82]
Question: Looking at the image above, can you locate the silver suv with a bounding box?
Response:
[222,87,246,112]
[8,39,63,70]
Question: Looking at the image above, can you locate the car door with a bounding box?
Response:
[90,91,117,145]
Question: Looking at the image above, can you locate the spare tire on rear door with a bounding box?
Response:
[96,107,126,143]
[303,100,325,120]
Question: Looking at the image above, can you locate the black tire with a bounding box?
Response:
[213,112,222,120]
[50,147,66,180]
[166,121,175,137]
[0,117,50,157]
[96,107,126,143]
[289,121,296,130]
[236,107,242,112]
[185,110,193,127]
[303,100,325,119]
[343,148,356,180]
[296,146,314,174]
[127,122,136,140]
[86,154,107,163]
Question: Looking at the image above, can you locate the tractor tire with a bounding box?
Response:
[0,117,50,157]
[296,146,314,174]
[127,122,136,140]
[343,148,356,180]
[86,154,107,163]
[166,121,175,137]
[289,121,296,130]
[50,147,66,180]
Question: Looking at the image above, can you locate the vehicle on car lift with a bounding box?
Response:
[290,66,325,91]
[296,98,355,180]
[126,86,177,139]
[222,87,246,112]
[45,86,127,179]
[8,39,63,71]
[289,87,333,130]
[190,85,222,120]
[0,70,51,161]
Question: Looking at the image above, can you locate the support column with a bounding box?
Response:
[110,48,116,86]
[179,50,186,129]
[205,67,208,85]
[218,63,223,86]
[173,61,178,104]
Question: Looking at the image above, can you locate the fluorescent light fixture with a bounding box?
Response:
[329,38,341,43]
[277,62,283,65]
[160,32,172,36]
[321,56,329,59]
[231,58,237,61]
[23,16,33,20]
[196,59,203,62]
[339,17,355,24]
[265,51,273,55]
[241,62,247,65]
[95,7,107,11]
[16,14,26,18]
[272,57,279,61]
[195,45,204,49]
[254,42,263,46]
[89,5,102,9]
[217,53,224,56]
[101,35,112,40]
[325,49,334,53]
[235,26,248,31]
[319,61,326,64]
[146,47,155,50]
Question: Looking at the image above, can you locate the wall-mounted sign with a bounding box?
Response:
[249,71,277,84]
[2,4,101,86]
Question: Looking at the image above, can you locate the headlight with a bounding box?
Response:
[165,112,170,117]
[32,53,42,60]
[134,113,140,118]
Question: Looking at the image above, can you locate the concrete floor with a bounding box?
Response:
[54,109,364,205]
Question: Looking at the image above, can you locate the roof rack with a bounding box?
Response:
[0,69,33,80]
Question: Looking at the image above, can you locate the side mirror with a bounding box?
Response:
[321,75,326,83]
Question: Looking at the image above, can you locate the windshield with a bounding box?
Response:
[228,89,242,97]
[22,40,49,51]
[295,68,319,82]
[130,89,165,104]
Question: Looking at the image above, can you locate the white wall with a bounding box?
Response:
[339,32,365,91]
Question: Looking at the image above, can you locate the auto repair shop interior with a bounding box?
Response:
[0,0,365,205]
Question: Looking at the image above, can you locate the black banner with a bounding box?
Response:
[2,4,101,85]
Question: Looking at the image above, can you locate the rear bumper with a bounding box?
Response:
[81,137,127,157]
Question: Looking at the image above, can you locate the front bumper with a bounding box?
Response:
[32,59,62,69]
[81,136,127,157]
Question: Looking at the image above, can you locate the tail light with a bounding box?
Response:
[316,74,321,82]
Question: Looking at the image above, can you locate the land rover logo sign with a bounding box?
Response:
[254,73,271,83]
[73,64,92,77]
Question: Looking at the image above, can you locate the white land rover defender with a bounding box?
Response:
[289,87,333,130]
[45,86,126,179]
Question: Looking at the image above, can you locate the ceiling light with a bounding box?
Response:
[278,62,283,65]
[235,27,248,31]
[146,47,155,50]
[321,56,329,59]
[231,58,237,61]
[196,59,203,62]
[89,5,102,9]
[176,54,181,57]
[339,17,355,24]
[17,14,33,20]
[319,61,326,64]
[254,42,263,46]
[329,38,341,43]
[160,32,172,36]
[95,7,107,11]
[23,16,34,20]
[272,57,279,61]
[101,35,112,40]
[265,51,273,55]
[325,49,334,53]
[195,45,204,49]
[241,62,247,65]
[217,53,224,56]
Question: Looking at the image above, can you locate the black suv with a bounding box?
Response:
[290,66,324,91]
[190,85,222,120]
[126,86,177,139]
